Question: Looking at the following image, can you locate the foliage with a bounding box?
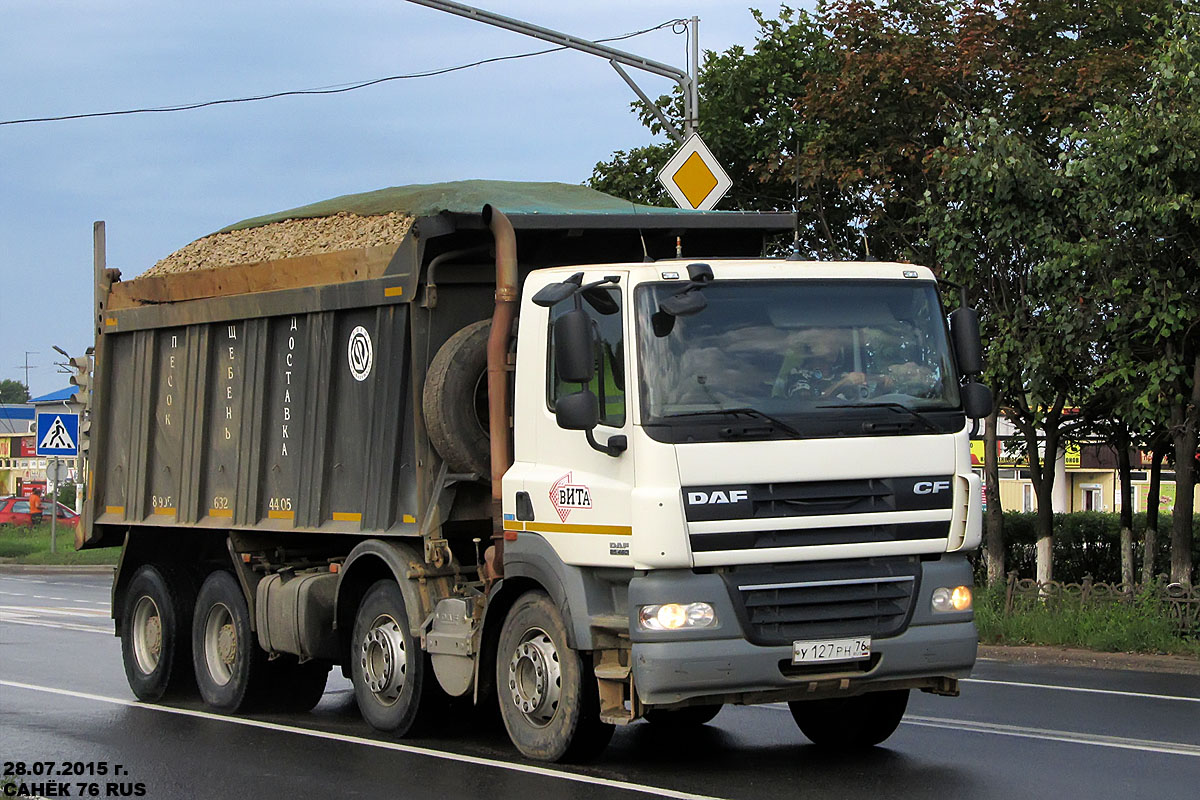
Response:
[0,379,30,403]
[1062,8,1200,583]
[974,582,1200,656]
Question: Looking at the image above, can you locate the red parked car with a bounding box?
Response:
[0,496,80,528]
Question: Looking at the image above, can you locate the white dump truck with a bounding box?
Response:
[79,182,989,762]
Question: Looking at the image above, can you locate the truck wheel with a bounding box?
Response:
[496,591,614,762]
[788,690,909,748]
[422,319,491,476]
[643,704,723,727]
[192,570,267,712]
[350,580,442,735]
[120,564,195,702]
[263,657,330,712]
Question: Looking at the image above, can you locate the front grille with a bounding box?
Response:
[690,520,948,552]
[683,475,953,522]
[719,557,920,646]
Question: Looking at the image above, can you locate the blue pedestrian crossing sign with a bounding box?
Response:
[36,412,80,457]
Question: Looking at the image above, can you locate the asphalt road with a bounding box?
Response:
[1,571,1198,800]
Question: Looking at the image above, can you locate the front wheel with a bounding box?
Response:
[788,689,909,748]
[496,591,613,762]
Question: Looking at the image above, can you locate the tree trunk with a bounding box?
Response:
[1025,423,1059,584]
[984,406,1005,585]
[1142,438,1166,586]
[1116,430,1134,588]
[1168,354,1199,587]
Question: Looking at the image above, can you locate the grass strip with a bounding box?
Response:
[0,522,119,565]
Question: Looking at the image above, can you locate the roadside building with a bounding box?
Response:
[0,388,83,501]
[972,415,1200,514]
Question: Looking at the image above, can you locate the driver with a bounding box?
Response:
[772,328,869,399]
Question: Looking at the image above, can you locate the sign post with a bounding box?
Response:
[36,412,80,555]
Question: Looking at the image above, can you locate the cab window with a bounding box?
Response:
[547,287,625,427]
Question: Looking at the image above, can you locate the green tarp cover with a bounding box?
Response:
[220,180,688,232]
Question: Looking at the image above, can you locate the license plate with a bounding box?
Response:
[792,636,871,664]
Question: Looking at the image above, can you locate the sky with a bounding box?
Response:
[0,0,795,399]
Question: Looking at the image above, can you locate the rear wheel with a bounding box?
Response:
[496,591,613,762]
[120,564,195,702]
[350,580,443,735]
[263,656,331,712]
[788,690,909,748]
[643,704,723,727]
[192,570,267,712]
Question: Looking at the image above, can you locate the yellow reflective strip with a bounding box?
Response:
[402,513,417,524]
[525,522,632,536]
[332,512,362,522]
[105,505,124,515]
[268,510,295,520]
[209,508,233,518]
[384,286,404,297]
[153,507,176,516]
[502,521,526,532]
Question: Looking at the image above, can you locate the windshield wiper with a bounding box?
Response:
[661,407,804,438]
[816,401,942,433]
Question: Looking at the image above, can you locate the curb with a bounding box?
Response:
[978,644,1200,676]
[0,564,115,575]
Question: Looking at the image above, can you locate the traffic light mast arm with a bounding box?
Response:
[405,0,696,141]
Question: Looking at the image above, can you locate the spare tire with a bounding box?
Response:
[423,319,492,476]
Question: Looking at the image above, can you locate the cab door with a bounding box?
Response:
[505,271,635,567]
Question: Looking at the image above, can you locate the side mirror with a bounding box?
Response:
[556,390,599,431]
[961,381,993,419]
[554,309,595,383]
[660,289,708,317]
[950,307,984,375]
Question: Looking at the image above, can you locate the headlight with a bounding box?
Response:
[638,602,716,631]
[931,585,973,613]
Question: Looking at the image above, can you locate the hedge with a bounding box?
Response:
[971,512,1200,586]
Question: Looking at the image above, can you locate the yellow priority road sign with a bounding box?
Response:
[657,133,732,210]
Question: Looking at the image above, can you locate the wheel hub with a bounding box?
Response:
[360,617,407,703]
[507,629,562,727]
[216,624,237,667]
[131,595,163,675]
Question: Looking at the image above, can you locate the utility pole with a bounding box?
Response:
[15,351,38,393]
[406,1,699,143]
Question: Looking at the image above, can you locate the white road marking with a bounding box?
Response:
[961,677,1200,704]
[0,615,110,635]
[764,705,1199,757]
[0,680,729,800]
[0,590,108,606]
[902,715,1200,757]
[0,604,108,617]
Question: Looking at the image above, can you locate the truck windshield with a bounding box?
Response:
[635,279,962,439]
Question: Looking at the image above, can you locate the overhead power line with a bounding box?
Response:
[0,19,685,127]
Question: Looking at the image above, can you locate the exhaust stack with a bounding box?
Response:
[483,204,517,579]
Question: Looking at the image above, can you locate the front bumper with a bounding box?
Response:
[628,554,977,705]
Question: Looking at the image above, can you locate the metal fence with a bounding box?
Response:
[1003,573,1200,636]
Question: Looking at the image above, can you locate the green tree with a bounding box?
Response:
[0,380,30,403]
[1066,9,1200,585]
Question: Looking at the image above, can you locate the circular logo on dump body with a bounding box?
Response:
[348,326,373,381]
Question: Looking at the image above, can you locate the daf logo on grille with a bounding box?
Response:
[913,480,951,495]
[687,490,749,505]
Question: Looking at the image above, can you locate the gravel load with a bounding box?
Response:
[141,211,414,277]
